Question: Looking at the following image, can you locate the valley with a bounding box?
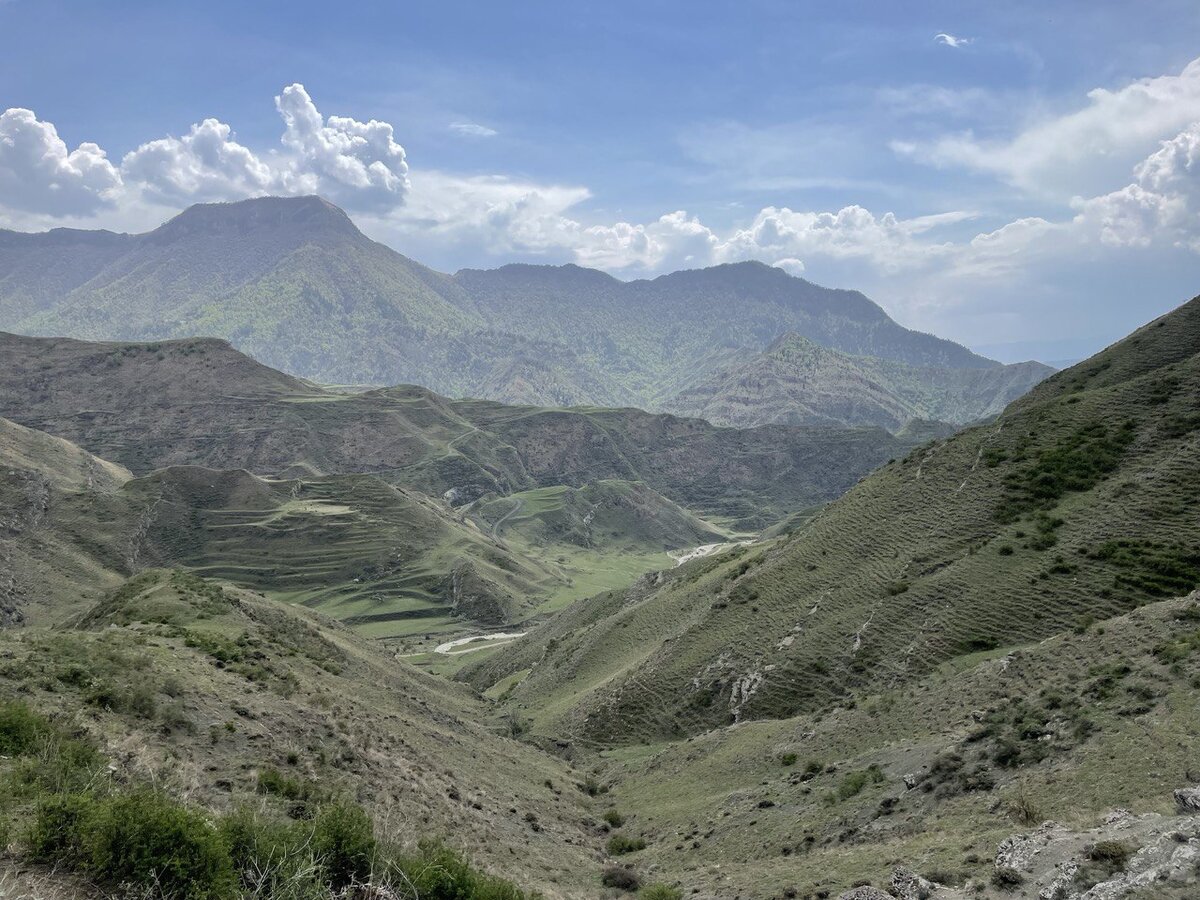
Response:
[0,198,1198,900]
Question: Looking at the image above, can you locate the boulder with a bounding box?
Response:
[837,887,892,900]
[891,866,935,899]
[1173,787,1200,813]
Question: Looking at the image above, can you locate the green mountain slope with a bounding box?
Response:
[465,294,1200,745]
[664,332,1053,430]
[0,196,1048,425]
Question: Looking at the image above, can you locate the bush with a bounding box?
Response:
[602,865,642,891]
[0,701,49,756]
[991,867,1024,889]
[1005,794,1044,826]
[395,840,528,900]
[835,765,885,800]
[29,791,235,899]
[602,809,626,828]
[640,884,683,900]
[607,833,647,855]
[26,794,92,862]
[220,806,318,897]
[1088,840,1132,867]
[87,790,235,899]
[779,752,798,766]
[311,800,375,889]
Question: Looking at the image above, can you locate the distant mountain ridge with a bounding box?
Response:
[664,332,1053,429]
[0,195,1048,428]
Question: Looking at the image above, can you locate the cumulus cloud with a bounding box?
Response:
[772,258,806,276]
[714,206,972,273]
[450,122,498,138]
[275,84,409,210]
[0,108,122,215]
[1,84,410,218]
[122,118,280,204]
[895,57,1200,198]
[934,33,972,49]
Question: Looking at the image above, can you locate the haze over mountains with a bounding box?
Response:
[0,195,1051,429]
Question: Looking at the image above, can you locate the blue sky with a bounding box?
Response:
[2,1,1200,361]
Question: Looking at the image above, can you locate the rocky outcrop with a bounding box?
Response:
[1173,786,1200,813]
[836,887,892,900]
[890,866,936,899]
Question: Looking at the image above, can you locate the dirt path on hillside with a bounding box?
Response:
[490,497,523,539]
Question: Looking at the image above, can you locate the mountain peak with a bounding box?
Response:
[148,195,361,243]
[764,331,825,354]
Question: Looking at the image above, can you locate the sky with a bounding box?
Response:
[2,1,1200,362]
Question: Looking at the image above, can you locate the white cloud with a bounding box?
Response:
[714,206,972,273]
[1,84,410,218]
[122,118,280,204]
[275,84,409,210]
[896,57,1200,198]
[0,108,122,215]
[772,258,806,276]
[934,33,972,49]
[450,122,498,138]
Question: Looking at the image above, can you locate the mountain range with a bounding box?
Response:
[2,281,1199,897]
[6,193,1200,900]
[0,195,1051,430]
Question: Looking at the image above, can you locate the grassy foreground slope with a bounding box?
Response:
[593,593,1200,898]
[466,295,1200,744]
[0,569,604,897]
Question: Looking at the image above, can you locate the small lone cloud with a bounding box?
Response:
[772,258,806,276]
[450,122,498,138]
[934,32,973,49]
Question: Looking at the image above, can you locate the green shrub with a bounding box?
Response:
[0,701,49,755]
[640,884,683,900]
[30,790,235,899]
[779,752,798,766]
[607,833,647,855]
[26,794,92,862]
[220,806,317,897]
[395,840,528,900]
[1087,840,1132,867]
[256,767,318,803]
[602,809,626,828]
[311,800,375,889]
[835,765,885,800]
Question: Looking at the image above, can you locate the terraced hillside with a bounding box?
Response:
[0,331,917,528]
[0,416,574,635]
[465,295,1200,745]
[0,568,605,897]
[664,332,1053,430]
